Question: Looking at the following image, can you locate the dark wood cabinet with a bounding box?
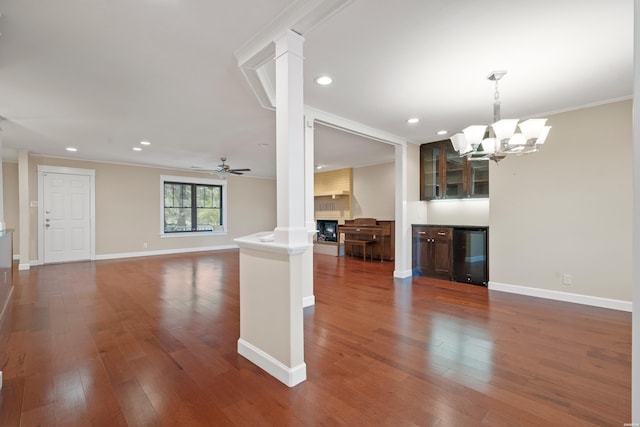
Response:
[412,226,452,279]
[420,140,489,200]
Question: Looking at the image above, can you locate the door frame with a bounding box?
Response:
[37,165,96,264]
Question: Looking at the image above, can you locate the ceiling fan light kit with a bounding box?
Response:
[449,71,551,163]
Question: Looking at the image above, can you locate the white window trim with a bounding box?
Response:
[160,174,228,237]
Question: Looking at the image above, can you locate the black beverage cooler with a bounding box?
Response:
[452,227,488,286]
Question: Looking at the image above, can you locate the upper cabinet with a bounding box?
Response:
[420,140,489,201]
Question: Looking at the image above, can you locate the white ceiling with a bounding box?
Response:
[0,0,633,178]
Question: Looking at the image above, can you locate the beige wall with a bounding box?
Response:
[2,162,19,255]
[490,99,632,301]
[25,156,276,260]
[353,162,395,220]
[426,198,489,226]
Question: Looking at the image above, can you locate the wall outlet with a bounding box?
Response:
[143,242,148,248]
[562,273,573,285]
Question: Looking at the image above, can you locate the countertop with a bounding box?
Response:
[412,224,488,230]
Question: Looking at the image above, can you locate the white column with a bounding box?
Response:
[632,0,639,421]
[273,31,307,248]
[18,150,30,270]
[394,143,412,278]
[234,29,308,387]
[0,127,5,231]
[302,115,315,307]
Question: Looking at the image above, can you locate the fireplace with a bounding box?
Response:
[316,219,338,242]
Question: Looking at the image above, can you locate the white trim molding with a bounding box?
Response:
[95,244,239,261]
[234,232,309,255]
[235,0,353,110]
[489,281,632,312]
[237,338,307,387]
[303,295,315,307]
[393,269,412,279]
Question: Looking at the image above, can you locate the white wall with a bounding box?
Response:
[352,162,395,219]
[490,99,632,302]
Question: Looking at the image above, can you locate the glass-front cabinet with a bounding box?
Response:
[420,140,489,200]
[445,144,465,198]
[469,159,489,197]
[421,143,441,199]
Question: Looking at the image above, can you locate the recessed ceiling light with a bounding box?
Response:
[314,75,333,86]
[133,147,142,151]
[66,147,77,152]
[407,118,420,124]
[437,130,448,135]
[140,140,151,146]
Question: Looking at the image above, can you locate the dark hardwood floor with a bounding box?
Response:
[0,250,631,426]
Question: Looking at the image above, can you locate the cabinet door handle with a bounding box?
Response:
[437,232,446,236]
[418,231,426,235]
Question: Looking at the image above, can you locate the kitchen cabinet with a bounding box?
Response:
[420,140,489,200]
[412,226,452,280]
[412,225,489,286]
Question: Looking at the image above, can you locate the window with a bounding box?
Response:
[161,175,227,235]
[420,140,489,200]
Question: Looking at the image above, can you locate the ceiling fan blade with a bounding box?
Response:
[229,168,251,172]
[190,166,217,173]
[229,171,244,175]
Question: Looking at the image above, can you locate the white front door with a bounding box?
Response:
[43,172,92,263]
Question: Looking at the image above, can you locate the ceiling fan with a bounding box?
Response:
[192,157,251,175]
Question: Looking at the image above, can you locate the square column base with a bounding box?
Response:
[235,233,308,387]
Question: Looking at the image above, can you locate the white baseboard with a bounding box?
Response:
[303,295,315,308]
[393,269,412,279]
[95,244,239,261]
[488,281,632,312]
[237,338,306,387]
[10,255,37,264]
[18,263,30,271]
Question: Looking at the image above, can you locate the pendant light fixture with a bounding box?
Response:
[449,71,551,163]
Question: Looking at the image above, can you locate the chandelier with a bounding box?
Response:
[449,71,551,163]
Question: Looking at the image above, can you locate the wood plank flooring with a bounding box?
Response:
[0,251,631,426]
